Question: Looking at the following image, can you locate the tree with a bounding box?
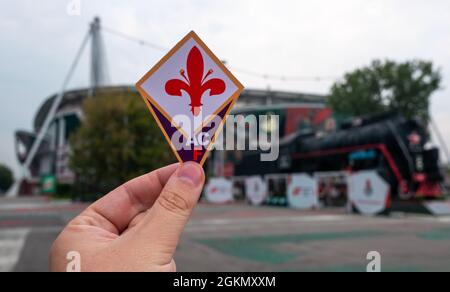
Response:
[328,60,441,122]
[69,91,175,199]
[0,163,14,193]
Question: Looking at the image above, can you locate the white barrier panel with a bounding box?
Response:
[245,176,268,206]
[348,171,389,215]
[205,178,233,204]
[287,174,318,210]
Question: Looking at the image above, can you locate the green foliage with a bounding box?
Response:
[52,183,74,200]
[328,60,441,122]
[69,91,175,198]
[0,163,14,193]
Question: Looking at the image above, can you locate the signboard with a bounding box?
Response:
[205,178,233,204]
[287,174,318,209]
[136,31,244,165]
[41,174,57,194]
[348,171,389,215]
[245,176,268,206]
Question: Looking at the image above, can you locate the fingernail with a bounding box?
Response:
[178,162,204,186]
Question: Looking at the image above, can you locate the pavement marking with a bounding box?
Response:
[437,216,450,223]
[186,213,450,233]
[185,215,355,233]
[418,228,450,241]
[0,228,30,272]
[396,215,450,224]
[197,230,384,264]
[195,214,351,225]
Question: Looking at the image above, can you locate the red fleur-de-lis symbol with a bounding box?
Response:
[165,46,226,116]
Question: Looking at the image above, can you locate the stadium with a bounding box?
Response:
[14,85,327,192]
[11,18,449,216]
[14,80,449,216]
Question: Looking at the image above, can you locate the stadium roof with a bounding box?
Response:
[33,86,326,133]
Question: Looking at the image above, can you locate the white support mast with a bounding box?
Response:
[7,17,109,197]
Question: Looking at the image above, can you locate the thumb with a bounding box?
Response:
[133,162,205,263]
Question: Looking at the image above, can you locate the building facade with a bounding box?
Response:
[15,86,326,194]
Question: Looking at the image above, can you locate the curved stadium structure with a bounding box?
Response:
[15,86,326,194]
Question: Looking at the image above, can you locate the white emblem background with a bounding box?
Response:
[139,37,239,138]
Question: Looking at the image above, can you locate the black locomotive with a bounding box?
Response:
[233,111,443,200]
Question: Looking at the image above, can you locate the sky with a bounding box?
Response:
[1,0,450,177]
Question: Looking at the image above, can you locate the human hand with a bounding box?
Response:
[50,162,205,272]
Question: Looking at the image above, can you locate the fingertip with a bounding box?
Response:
[177,162,205,186]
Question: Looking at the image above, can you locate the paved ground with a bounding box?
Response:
[1,197,450,272]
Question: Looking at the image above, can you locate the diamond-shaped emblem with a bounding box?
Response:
[136,31,244,165]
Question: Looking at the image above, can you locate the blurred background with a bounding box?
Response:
[1,0,450,272]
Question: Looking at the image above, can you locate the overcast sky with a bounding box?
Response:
[1,0,450,176]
